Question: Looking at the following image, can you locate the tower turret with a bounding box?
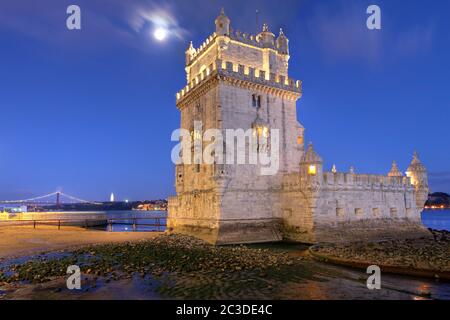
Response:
[257,23,275,48]
[185,41,196,65]
[215,8,230,36]
[300,143,323,178]
[406,151,429,209]
[276,28,289,55]
[388,161,403,177]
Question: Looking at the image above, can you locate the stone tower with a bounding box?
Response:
[168,10,304,244]
[168,9,430,245]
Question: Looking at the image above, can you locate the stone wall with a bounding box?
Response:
[280,171,430,243]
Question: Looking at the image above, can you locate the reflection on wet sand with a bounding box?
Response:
[1,238,449,300]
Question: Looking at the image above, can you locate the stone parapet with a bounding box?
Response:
[322,172,414,191]
[176,59,302,104]
[187,29,286,67]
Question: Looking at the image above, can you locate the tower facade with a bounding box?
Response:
[168,10,304,244]
[168,10,430,244]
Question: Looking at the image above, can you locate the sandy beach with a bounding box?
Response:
[0,225,161,260]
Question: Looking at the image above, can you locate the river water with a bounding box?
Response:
[103,210,450,232]
[421,209,450,231]
[101,210,167,232]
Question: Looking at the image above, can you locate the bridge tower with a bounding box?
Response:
[56,192,61,208]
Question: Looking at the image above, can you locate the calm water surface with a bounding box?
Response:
[421,209,450,231]
[102,210,167,232]
[104,210,450,232]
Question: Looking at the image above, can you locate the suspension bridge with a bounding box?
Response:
[0,191,102,206]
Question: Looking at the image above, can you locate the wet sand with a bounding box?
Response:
[0,230,449,300]
[0,225,161,260]
[3,248,449,300]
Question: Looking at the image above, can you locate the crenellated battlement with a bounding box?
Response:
[322,172,414,190]
[228,29,278,51]
[177,59,302,102]
[187,33,217,63]
[187,28,286,66]
[283,171,414,192]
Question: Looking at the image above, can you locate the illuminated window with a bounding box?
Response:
[297,135,304,146]
[308,165,317,175]
[253,125,270,153]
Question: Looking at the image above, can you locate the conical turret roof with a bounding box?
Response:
[388,161,403,177]
[302,143,322,163]
[407,151,426,173]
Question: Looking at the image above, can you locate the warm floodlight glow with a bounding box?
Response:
[308,165,317,175]
[154,27,168,41]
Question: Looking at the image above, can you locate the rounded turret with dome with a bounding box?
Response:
[300,143,323,178]
[185,41,196,66]
[276,28,289,55]
[215,8,230,36]
[406,151,429,209]
[388,161,403,177]
[257,23,275,48]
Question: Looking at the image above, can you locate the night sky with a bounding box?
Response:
[1,0,449,201]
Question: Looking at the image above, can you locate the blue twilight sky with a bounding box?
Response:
[0,0,449,201]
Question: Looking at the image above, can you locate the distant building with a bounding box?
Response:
[110,193,115,202]
[0,205,28,213]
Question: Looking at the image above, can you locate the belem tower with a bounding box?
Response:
[167,10,430,244]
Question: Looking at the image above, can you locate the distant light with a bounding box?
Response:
[125,199,129,203]
[154,27,168,41]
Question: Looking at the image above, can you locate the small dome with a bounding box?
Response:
[276,28,289,54]
[388,161,403,177]
[408,152,427,172]
[215,8,230,36]
[257,23,275,48]
[407,151,427,173]
[302,143,322,163]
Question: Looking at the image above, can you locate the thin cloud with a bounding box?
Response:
[0,1,189,52]
[305,0,434,65]
[393,25,434,57]
[129,2,190,40]
[306,1,382,64]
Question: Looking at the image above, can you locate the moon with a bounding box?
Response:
[154,27,168,41]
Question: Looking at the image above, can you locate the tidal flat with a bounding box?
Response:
[0,233,449,300]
